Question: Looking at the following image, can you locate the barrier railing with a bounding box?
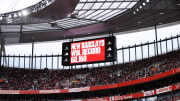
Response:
[1,34,180,70]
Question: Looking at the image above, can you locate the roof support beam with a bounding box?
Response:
[79,1,139,3]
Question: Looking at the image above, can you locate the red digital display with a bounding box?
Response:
[70,39,105,64]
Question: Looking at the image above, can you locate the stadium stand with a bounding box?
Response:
[0,0,180,100]
[0,50,180,91]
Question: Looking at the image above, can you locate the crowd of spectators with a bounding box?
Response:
[157,95,180,101]
[0,50,180,90]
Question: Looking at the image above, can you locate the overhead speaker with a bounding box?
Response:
[50,22,57,27]
[70,13,78,19]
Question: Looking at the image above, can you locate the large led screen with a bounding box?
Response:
[62,36,116,66]
[71,39,105,64]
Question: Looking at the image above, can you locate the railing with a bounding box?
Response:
[0,34,180,69]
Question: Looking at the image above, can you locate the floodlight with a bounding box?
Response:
[22,10,28,16]
[143,2,146,6]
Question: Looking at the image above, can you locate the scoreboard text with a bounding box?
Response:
[62,36,116,66]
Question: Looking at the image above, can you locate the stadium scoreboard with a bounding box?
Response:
[62,36,116,66]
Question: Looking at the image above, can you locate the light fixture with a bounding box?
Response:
[159,12,164,15]
[0,16,2,20]
[146,0,149,3]
[18,12,22,17]
[0,0,55,23]
[136,8,139,11]
[137,21,142,24]
[45,0,49,4]
[158,22,163,25]
[116,27,119,30]
[177,3,180,6]
[139,5,142,9]
[143,2,146,6]
[22,10,28,16]
[8,14,12,18]
[14,13,17,18]
[133,11,136,14]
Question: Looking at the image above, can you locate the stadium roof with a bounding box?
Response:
[0,0,180,44]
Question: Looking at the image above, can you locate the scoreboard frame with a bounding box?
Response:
[62,36,117,66]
